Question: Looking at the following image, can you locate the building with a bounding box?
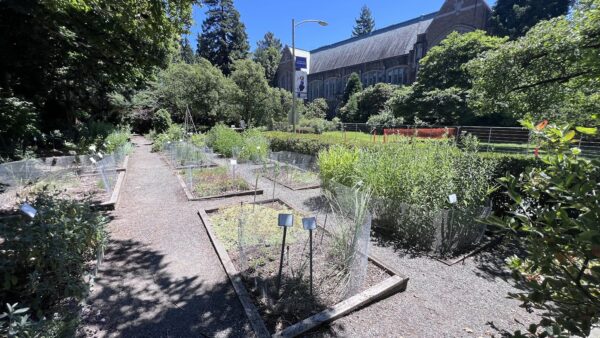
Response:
[276,0,491,107]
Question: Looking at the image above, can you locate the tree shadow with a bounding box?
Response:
[80,239,252,337]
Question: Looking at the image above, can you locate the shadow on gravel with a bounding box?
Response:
[81,239,250,338]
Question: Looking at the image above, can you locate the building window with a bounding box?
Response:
[309,80,323,100]
[362,70,383,87]
[324,78,337,99]
[386,67,405,85]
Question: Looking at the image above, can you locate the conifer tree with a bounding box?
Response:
[253,32,283,85]
[180,37,195,64]
[352,5,375,37]
[342,73,363,105]
[197,0,249,74]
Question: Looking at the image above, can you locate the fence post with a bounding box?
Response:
[486,127,492,152]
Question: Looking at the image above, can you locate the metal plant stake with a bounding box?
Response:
[302,217,317,296]
[276,213,294,294]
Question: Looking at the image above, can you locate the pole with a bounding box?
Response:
[309,228,313,296]
[292,18,296,133]
[276,226,288,294]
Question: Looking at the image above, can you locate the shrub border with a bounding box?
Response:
[197,198,409,337]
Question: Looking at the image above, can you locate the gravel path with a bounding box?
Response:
[80,136,252,338]
[215,157,540,337]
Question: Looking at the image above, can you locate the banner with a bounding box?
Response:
[295,70,308,99]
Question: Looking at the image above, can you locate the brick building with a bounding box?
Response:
[276,0,491,107]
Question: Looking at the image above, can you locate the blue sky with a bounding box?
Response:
[186,0,496,53]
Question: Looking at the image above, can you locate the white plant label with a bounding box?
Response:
[448,194,458,204]
[90,158,97,164]
[20,203,37,219]
[230,159,237,166]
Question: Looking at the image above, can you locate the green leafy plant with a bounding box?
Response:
[239,129,269,162]
[152,109,172,133]
[103,127,132,154]
[206,124,244,157]
[487,120,600,337]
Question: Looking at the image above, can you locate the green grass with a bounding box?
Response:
[210,204,305,251]
[189,166,250,197]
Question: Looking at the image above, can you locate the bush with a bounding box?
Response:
[0,192,107,327]
[298,118,340,134]
[304,98,329,119]
[103,127,132,154]
[206,124,243,157]
[0,96,39,161]
[152,109,172,133]
[239,129,269,162]
[339,83,397,123]
[150,124,185,152]
[367,110,404,128]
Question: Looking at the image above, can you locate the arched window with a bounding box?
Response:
[324,78,337,99]
[386,67,406,85]
[309,80,323,100]
[362,70,383,87]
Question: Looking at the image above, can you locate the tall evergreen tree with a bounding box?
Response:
[253,32,283,86]
[180,37,195,64]
[352,5,375,37]
[197,0,249,75]
[490,0,572,39]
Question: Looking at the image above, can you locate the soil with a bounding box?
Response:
[209,201,390,334]
[186,166,252,198]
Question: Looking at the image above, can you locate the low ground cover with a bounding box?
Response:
[187,166,250,198]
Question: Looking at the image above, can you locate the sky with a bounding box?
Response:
[186,0,496,53]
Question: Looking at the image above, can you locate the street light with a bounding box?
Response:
[291,19,328,133]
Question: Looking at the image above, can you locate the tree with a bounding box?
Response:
[0,0,197,132]
[490,0,572,39]
[304,98,329,119]
[340,83,396,123]
[197,0,249,75]
[352,5,375,37]
[229,59,270,126]
[342,73,363,105]
[155,59,234,126]
[253,32,283,85]
[487,120,600,337]
[180,37,196,64]
[468,1,600,125]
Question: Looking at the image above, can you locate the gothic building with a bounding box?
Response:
[276,0,491,106]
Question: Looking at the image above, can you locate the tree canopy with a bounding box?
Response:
[197,0,249,75]
[490,0,572,39]
[229,59,270,126]
[468,0,600,125]
[352,5,375,37]
[253,32,283,86]
[342,73,363,106]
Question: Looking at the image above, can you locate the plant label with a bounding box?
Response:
[448,194,458,204]
[302,217,317,230]
[278,214,294,227]
[230,159,237,166]
[90,158,97,164]
[20,203,37,219]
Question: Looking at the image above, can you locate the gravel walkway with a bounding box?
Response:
[80,136,252,338]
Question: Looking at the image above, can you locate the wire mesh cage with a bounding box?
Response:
[164,141,210,169]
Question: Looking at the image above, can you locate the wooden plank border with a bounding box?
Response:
[197,209,271,338]
[197,198,409,338]
[98,170,126,210]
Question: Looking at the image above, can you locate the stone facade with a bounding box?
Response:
[275,0,491,108]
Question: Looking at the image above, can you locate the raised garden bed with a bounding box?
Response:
[176,166,263,201]
[198,199,408,337]
[256,164,320,191]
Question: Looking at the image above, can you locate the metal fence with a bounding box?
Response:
[338,123,600,157]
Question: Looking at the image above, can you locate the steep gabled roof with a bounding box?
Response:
[310,12,437,74]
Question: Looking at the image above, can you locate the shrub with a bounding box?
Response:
[487,122,600,336]
[239,129,269,162]
[339,83,397,123]
[150,124,185,152]
[297,118,339,134]
[103,127,132,154]
[206,124,243,157]
[0,192,107,324]
[304,98,329,119]
[367,110,404,128]
[152,109,172,133]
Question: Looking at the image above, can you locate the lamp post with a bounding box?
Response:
[292,19,328,133]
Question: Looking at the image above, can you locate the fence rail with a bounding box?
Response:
[338,123,600,157]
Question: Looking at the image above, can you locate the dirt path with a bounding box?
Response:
[80,136,252,338]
